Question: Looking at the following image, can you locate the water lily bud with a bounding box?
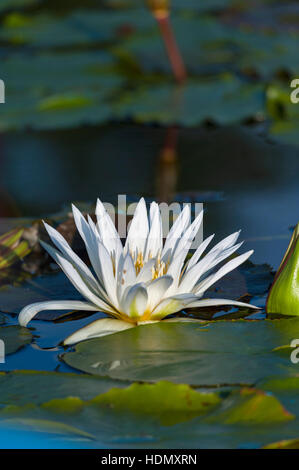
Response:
[147,0,170,17]
[266,222,299,315]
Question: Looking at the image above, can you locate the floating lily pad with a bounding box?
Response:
[239,33,299,79]
[115,78,264,126]
[0,370,128,406]
[0,10,155,47]
[119,16,239,75]
[0,325,32,355]
[90,381,220,425]
[0,0,39,13]
[264,438,299,449]
[63,319,299,384]
[1,417,94,441]
[105,0,232,12]
[0,381,295,448]
[0,51,123,131]
[206,387,293,424]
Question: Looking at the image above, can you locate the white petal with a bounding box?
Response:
[179,241,244,294]
[64,318,134,345]
[124,197,149,256]
[54,251,116,313]
[161,205,191,260]
[186,298,259,309]
[151,293,197,320]
[146,275,173,310]
[169,209,203,262]
[72,204,104,283]
[117,251,136,302]
[121,283,148,319]
[186,234,215,272]
[165,247,190,296]
[97,242,119,309]
[209,230,241,254]
[195,250,254,296]
[144,202,162,260]
[208,242,244,271]
[18,301,99,327]
[165,212,204,295]
[42,224,102,296]
[95,199,123,263]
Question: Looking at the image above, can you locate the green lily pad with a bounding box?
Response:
[0,381,295,448]
[0,10,154,47]
[206,387,293,424]
[90,381,220,425]
[264,438,299,449]
[261,376,299,393]
[0,51,123,132]
[62,319,299,384]
[239,33,299,79]
[0,325,32,355]
[259,375,299,420]
[115,78,264,126]
[1,417,94,441]
[105,0,232,12]
[119,16,239,75]
[0,370,129,406]
[0,0,39,13]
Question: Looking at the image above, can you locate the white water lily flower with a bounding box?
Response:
[18,198,258,344]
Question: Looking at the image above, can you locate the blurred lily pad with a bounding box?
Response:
[0,51,123,131]
[118,16,238,75]
[105,0,232,12]
[0,0,39,13]
[1,417,94,441]
[115,78,264,125]
[263,438,299,449]
[0,370,128,406]
[0,9,155,47]
[0,380,295,448]
[266,82,299,146]
[206,387,293,424]
[0,325,32,355]
[91,381,220,425]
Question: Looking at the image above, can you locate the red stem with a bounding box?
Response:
[155,14,187,84]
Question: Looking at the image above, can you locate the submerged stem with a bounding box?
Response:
[155,13,187,84]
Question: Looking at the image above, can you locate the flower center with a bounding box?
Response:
[151,254,168,279]
[132,251,169,280]
[134,251,144,275]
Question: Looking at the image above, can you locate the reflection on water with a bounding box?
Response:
[0,124,298,268]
